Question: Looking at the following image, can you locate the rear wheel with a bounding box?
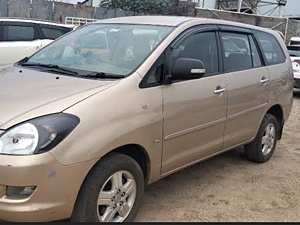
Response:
[244,114,279,163]
[71,153,144,222]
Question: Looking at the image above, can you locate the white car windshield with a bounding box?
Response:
[26,24,174,77]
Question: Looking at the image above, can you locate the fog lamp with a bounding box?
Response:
[6,186,36,199]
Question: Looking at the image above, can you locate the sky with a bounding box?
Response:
[64,0,300,17]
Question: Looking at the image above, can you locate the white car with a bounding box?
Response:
[0,18,74,66]
[287,45,300,88]
[289,36,300,46]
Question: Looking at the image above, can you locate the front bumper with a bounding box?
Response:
[0,153,96,222]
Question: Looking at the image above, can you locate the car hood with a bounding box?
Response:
[0,66,118,129]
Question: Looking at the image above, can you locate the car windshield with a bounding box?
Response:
[26,24,174,77]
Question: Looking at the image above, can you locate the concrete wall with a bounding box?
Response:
[194,7,300,44]
[31,0,53,21]
[8,0,31,18]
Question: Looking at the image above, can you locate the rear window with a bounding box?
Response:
[41,28,64,40]
[41,26,71,40]
[221,32,252,72]
[255,31,286,65]
[220,32,262,72]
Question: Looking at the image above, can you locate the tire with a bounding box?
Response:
[71,153,144,222]
[244,114,279,163]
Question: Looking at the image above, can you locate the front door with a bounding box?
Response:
[162,30,227,175]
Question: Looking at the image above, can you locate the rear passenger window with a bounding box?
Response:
[221,32,252,72]
[255,31,286,65]
[3,25,35,41]
[41,27,65,40]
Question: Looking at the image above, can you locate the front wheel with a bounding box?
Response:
[244,114,279,163]
[71,153,144,222]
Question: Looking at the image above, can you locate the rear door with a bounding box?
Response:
[0,21,42,66]
[219,26,270,149]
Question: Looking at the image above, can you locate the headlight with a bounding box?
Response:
[0,114,80,155]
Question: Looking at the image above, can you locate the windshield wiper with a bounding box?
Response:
[83,72,126,79]
[21,63,79,76]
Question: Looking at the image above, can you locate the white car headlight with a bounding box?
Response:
[0,114,79,155]
[0,123,39,155]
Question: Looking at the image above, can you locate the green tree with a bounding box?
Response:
[100,0,170,15]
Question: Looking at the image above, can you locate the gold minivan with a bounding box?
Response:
[0,16,293,222]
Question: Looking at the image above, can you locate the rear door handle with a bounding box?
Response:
[260,77,269,84]
[214,87,226,94]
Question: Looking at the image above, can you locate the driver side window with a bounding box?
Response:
[169,31,219,76]
[140,30,220,88]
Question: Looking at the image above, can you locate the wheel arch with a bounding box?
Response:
[83,144,151,188]
[113,144,151,185]
[71,144,151,221]
[71,145,148,222]
[266,104,284,140]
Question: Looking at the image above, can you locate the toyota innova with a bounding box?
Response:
[0,16,293,222]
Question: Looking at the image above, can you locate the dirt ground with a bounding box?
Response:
[135,90,300,222]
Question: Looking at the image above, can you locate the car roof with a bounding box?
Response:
[96,16,196,26]
[0,17,74,28]
[96,16,276,34]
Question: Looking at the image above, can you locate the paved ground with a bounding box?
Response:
[135,90,300,222]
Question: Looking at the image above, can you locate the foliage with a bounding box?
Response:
[100,0,170,14]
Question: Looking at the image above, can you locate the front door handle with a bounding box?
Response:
[214,87,226,94]
[260,77,269,84]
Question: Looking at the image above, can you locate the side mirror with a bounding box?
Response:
[171,58,206,81]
